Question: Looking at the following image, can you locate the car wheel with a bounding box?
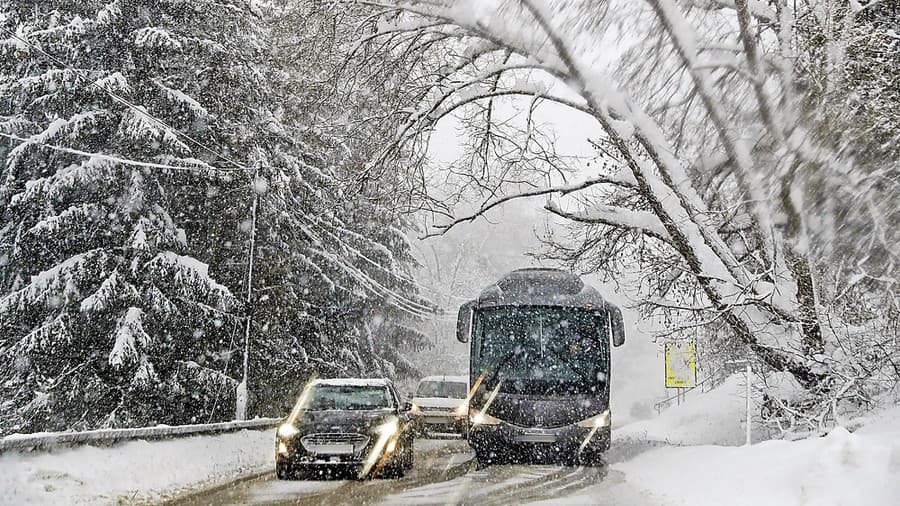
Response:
[391,464,406,478]
[404,439,415,469]
[275,460,292,480]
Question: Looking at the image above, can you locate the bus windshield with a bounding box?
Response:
[473,306,609,395]
[416,381,467,399]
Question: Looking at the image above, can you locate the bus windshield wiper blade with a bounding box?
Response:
[545,345,593,386]
[482,349,519,390]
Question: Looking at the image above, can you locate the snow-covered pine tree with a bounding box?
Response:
[0,0,270,433]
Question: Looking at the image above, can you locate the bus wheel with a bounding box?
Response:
[475,449,506,468]
[475,451,495,468]
[577,451,606,466]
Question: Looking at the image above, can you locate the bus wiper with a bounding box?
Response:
[545,345,593,386]
[482,348,520,390]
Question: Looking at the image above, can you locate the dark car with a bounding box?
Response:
[275,378,415,479]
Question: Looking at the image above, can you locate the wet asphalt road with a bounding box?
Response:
[167,439,614,506]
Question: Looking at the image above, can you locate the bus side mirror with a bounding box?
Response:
[456,300,475,343]
[609,306,625,347]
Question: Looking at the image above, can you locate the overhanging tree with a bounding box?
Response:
[353,0,899,430]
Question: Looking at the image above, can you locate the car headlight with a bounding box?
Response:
[409,403,421,415]
[469,410,501,426]
[376,417,399,436]
[454,402,467,417]
[575,409,611,428]
[277,423,299,438]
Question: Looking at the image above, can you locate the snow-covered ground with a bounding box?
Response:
[559,376,900,506]
[2,381,898,506]
[0,429,274,505]
[616,373,752,446]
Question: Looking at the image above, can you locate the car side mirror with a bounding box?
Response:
[401,401,414,412]
[609,305,625,347]
[456,300,476,343]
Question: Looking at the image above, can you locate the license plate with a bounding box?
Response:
[317,444,354,454]
[514,433,557,443]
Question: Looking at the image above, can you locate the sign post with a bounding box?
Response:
[725,359,753,446]
[744,363,752,446]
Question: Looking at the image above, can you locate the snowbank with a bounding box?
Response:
[0,428,274,505]
[542,404,900,506]
[615,407,900,506]
[617,373,752,446]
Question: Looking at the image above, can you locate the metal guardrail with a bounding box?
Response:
[0,417,280,453]
[653,368,728,414]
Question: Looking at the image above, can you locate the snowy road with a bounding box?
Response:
[167,439,624,506]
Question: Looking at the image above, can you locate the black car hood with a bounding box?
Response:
[295,409,395,434]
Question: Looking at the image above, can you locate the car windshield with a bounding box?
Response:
[416,380,467,398]
[473,306,609,395]
[305,385,393,410]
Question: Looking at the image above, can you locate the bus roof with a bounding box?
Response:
[473,268,611,310]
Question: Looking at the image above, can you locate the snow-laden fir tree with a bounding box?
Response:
[0,0,267,432]
[0,0,433,433]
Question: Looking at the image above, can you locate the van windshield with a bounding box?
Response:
[416,381,467,399]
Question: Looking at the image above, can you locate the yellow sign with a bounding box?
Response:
[665,341,697,388]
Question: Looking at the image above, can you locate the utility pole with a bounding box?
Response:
[236,162,260,421]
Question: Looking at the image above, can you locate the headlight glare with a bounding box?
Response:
[377,417,399,436]
[469,410,501,426]
[454,402,467,416]
[277,423,299,438]
[575,409,611,428]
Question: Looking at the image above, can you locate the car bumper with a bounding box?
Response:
[418,414,467,435]
[276,436,405,471]
[468,421,610,461]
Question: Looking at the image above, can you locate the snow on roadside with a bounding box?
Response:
[615,407,900,506]
[559,372,900,506]
[616,373,752,446]
[0,428,274,505]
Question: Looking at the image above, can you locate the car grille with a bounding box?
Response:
[423,406,458,415]
[300,433,370,454]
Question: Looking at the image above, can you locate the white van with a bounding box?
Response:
[410,375,468,437]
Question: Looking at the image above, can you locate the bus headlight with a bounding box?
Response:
[575,410,611,428]
[470,411,501,426]
[454,402,468,417]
